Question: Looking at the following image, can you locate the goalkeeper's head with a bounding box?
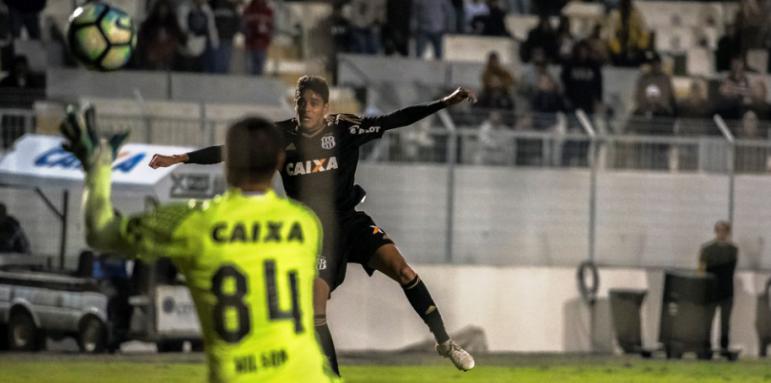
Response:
[225,117,285,189]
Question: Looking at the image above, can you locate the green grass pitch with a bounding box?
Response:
[2,353,771,382]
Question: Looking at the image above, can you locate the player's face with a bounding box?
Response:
[295,90,329,133]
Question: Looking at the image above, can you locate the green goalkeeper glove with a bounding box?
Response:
[59,104,129,171]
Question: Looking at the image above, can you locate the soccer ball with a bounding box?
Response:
[67,2,137,71]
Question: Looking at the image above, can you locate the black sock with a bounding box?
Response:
[402,275,450,344]
[315,315,340,376]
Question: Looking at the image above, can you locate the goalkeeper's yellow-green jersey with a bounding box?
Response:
[119,188,339,383]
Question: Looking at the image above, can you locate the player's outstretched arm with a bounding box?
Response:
[149,145,224,168]
[364,87,476,131]
[60,105,128,252]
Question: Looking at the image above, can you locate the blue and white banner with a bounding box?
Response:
[0,134,191,191]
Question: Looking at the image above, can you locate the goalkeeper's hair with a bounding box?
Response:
[295,75,329,103]
[225,117,284,186]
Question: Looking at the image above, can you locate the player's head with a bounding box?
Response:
[714,220,731,242]
[294,75,329,132]
[224,117,285,188]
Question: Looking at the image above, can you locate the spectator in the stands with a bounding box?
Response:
[349,0,386,54]
[699,221,739,354]
[4,0,45,40]
[330,4,352,52]
[478,51,516,110]
[606,0,650,67]
[0,3,11,71]
[735,0,767,55]
[243,0,274,75]
[561,41,603,115]
[476,110,511,165]
[626,51,675,169]
[520,14,558,63]
[529,56,564,120]
[556,16,575,64]
[176,0,219,73]
[0,55,44,90]
[137,0,184,71]
[560,41,602,166]
[0,203,30,254]
[585,23,608,64]
[534,0,567,17]
[465,0,489,32]
[717,57,753,120]
[678,78,712,121]
[470,0,509,37]
[211,0,240,74]
[383,0,412,56]
[412,0,455,59]
[632,51,676,123]
[451,0,465,34]
[749,81,770,120]
[735,110,768,172]
[716,24,742,73]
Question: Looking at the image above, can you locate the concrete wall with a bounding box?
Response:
[328,265,771,355]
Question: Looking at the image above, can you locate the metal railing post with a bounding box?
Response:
[438,110,457,263]
[577,110,598,263]
[714,114,735,225]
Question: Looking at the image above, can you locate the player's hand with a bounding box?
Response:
[442,87,477,106]
[148,153,187,169]
[60,104,128,171]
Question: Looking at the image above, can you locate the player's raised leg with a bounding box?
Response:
[368,244,475,371]
[314,277,340,376]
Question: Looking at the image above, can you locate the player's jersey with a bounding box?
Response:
[276,114,382,214]
[120,189,338,383]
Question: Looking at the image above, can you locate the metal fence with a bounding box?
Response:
[0,108,36,150]
[3,106,771,270]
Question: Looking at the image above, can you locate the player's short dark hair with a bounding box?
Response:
[225,117,284,186]
[715,220,731,233]
[295,75,329,103]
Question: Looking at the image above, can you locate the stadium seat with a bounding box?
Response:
[655,27,695,54]
[686,48,714,77]
[561,2,605,38]
[443,35,517,65]
[504,14,539,41]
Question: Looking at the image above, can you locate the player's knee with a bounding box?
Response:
[397,265,417,286]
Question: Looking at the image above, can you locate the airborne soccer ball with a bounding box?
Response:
[67,2,136,71]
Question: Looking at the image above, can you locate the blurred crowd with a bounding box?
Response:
[135,0,274,74]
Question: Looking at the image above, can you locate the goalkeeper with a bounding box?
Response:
[61,107,340,383]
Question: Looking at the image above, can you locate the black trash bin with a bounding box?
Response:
[659,270,717,359]
[609,289,647,354]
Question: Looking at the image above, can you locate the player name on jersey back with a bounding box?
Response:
[211,220,305,244]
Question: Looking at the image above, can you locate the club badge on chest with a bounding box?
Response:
[321,135,336,150]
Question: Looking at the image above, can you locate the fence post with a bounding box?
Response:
[577,110,598,263]
[133,89,151,143]
[713,114,735,225]
[438,110,457,263]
